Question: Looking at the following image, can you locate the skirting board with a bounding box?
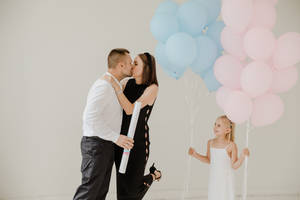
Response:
[1,190,299,200]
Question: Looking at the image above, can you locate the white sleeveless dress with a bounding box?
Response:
[208,145,235,200]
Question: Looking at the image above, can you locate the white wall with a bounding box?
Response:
[0,0,299,199]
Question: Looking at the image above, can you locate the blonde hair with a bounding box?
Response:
[218,115,235,142]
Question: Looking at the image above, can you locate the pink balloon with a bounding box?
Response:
[244,27,276,60]
[216,86,233,109]
[214,55,243,89]
[221,0,253,33]
[221,27,247,60]
[224,91,253,124]
[254,0,278,6]
[271,66,299,93]
[241,61,273,98]
[251,93,284,127]
[250,1,276,29]
[273,32,300,69]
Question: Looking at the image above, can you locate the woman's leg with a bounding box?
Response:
[138,174,154,199]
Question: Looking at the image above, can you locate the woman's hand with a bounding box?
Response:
[242,148,250,157]
[188,147,195,156]
[103,74,112,83]
[103,75,122,92]
[110,77,121,92]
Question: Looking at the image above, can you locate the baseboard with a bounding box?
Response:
[1,190,299,200]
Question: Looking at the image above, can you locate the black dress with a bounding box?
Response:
[115,79,155,200]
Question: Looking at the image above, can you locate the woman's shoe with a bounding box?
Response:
[149,163,162,181]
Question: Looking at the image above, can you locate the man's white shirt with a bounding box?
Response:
[82,73,123,143]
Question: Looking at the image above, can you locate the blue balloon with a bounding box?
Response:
[206,21,225,51]
[196,0,221,25]
[192,68,208,79]
[166,32,197,66]
[162,66,186,80]
[190,35,218,75]
[199,69,208,79]
[177,0,207,36]
[203,68,221,92]
[155,0,179,15]
[150,13,179,43]
[155,42,186,79]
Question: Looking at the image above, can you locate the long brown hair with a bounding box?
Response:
[138,53,159,86]
[219,115,236,142]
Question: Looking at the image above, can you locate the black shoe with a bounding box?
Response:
[149,163,162,181]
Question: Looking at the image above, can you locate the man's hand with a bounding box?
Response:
[116,135,134,150]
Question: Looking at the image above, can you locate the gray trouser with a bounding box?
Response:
[73,136,114,200]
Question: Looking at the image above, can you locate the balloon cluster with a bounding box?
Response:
[151,0,224,91]
[215,0,300,127]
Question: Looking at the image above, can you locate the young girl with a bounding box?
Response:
[188,115,250,200]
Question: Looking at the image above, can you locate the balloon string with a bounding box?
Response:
[181,71,202,200]
[181,73,192,200]
[242,120,251,200]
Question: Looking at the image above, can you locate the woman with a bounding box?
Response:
[105,52,161,199]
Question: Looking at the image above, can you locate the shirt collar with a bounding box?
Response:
[105,72,122,89]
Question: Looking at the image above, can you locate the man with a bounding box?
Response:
[73,48,134,200]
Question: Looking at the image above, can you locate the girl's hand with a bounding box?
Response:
[242,148,250,157]
[188,147,195,156]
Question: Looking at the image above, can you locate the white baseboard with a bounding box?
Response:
[1,190,299,200]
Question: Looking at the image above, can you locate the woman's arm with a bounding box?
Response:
[107,76,158,115]
[232,148,250,169]
[188,140,211,164]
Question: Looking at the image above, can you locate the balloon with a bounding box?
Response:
[155,42,186,79]
[150,13,179,43]
[214,55,243,89]
[190,36,219,74]
[250,1,276,29]
[216,86,233,109]
[206,21,226,51]
[271,66,299,93]
[161,65,186,79]
[273,32,300,69]
[253,0,278,6]
[177,0,208,36]
[221,0,253,33]
[203,68,222,92]
[244,27,276,61]
[192,67,209,79]
[155,0,179,15]
[197,0,222,25]
[241,61,273,98]
[224,91,253,124]
[251,93,284,127]
[221,27,247,60]
[166,32,197,66]
[155,42,174,69]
